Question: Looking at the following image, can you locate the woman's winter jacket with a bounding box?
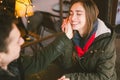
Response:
[59,19,117,80]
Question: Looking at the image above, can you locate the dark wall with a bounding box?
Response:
[94,0,109,22]
[94,0,118,25]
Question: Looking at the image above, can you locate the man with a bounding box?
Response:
[0,12,72,80]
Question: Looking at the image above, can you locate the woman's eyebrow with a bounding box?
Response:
[70,9,84,12]
[76,9,84,12]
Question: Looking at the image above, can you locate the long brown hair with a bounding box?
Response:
[70,0,99,37]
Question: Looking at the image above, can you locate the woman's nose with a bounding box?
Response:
[71,14,77,21]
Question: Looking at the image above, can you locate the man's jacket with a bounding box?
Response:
[0,33,72,80]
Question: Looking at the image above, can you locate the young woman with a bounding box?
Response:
[58,0,117,80]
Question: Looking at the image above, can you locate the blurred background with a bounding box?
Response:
[0,0,120,80]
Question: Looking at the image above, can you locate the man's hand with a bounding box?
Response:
[58,76,70,80]
[61,18,73,39]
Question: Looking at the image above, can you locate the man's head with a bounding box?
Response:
[0,13,24,69]
[0,14,14,52]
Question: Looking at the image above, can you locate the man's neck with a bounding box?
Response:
[0,63,8,70]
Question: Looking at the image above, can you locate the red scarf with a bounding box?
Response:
[74,33,95,57]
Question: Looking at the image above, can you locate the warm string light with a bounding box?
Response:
[0,0,34,23]
[0,0,16,15]
[0,0,3,3]
[0,0,7,11]
[15,0,34,21]
[15,0,35,41]
[0,0,35,41]
[0,0,35,20]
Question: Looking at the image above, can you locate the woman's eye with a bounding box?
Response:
[69,13,73,15]
[77,13,82,16]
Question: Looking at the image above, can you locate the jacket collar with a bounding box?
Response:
[95,19,111,38]
[0,67,15,77]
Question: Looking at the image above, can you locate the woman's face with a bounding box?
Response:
[69,2,86,32]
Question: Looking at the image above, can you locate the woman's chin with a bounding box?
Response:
[72,25,79,30]
[72,27,78,30]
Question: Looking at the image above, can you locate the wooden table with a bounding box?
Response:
[21,31,41,48]
[21,31,64,48]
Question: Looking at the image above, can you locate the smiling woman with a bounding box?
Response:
[58,0,117,80]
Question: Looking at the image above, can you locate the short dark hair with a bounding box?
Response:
[0,10,16,52]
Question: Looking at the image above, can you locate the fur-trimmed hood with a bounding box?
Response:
[95,19,111,38]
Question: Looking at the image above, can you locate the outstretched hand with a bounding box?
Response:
[58,75,70,80]
[61,18,73,39]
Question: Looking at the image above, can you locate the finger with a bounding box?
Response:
[58,77,70,80]
[65,21,73,39]
[58,76,66,80]
[61,19,67,31]
[61,24,66,32]
[65,78,70,80]
[61,18,68,32]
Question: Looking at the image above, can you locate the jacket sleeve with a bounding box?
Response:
[21,33,72,75]
[64,33,117,80]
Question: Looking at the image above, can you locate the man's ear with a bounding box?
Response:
[0,53,4,62]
